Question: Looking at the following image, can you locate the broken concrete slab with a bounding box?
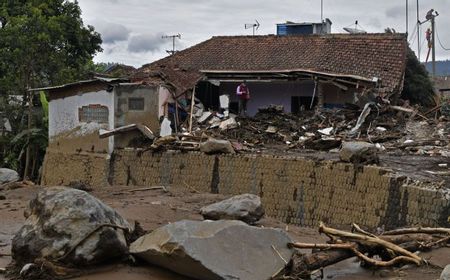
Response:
[198,112,213,123]
[219,118,238,131]
[266,126,278,134]
[0,168,19,185]
[200,194,265,224]
[12,187,132,266]
[200,139,235,154]
[340,141,379,164]
[130,220,293,280]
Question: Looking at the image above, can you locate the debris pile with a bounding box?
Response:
[183,102,449,157]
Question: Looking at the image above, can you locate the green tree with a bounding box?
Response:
[0,0,102,179]
[385,28,435,107]
[401,47,435,107]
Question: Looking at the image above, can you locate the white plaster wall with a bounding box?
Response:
[220,81,315,116]
[158,86,171,118]
[49,90,114,152]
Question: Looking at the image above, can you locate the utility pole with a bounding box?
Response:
[162,34,181,55]
[416,0,420,61]
[430,12,438,76]
[423,9,439,76]
[406,0,408,35]
[321,0,323,23]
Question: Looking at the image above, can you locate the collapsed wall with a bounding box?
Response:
[42,149,450,229]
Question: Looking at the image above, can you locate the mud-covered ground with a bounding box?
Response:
[0,185,448,280]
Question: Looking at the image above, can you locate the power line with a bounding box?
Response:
[435,23,450,51]
[408,23,417,43]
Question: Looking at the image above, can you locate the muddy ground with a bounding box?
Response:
[0,185,448,280]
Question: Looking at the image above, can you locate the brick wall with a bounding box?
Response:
[42,149,450,229]
[41,149,109,187]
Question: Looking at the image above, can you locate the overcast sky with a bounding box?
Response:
[77,0,450,68]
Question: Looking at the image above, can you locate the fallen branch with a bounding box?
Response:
[289,242,355,250]
[349,247,419,267]
[127,186,168,193]
[319,222,423,265]
[383,227,450,236]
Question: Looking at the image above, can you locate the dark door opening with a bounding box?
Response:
[291,96,317,113]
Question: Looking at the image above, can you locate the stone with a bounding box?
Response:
[200,194,265,224]
[0,168,19,185]
[441,265,450,280]
[12,187,132,266]
[130,220,293,280]
[200,139,235,154]
[339,141,379,164]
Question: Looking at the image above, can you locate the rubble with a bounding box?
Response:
[339,141,379,164]
[130,220,293,280]
[12,187,132,265]
[0,168,19,185]
[200,194,265,224]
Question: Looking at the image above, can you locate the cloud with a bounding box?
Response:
[385,6,404,18]
[127,33,165,53]
[93,21,130,44]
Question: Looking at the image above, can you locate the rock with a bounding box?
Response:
[0,168,19,185]
[200,194,264,224]
[12,187,132,266]
[441,265,450,280]
[200,139,235,154]
[130,220,293,280]
[339,141,379,164]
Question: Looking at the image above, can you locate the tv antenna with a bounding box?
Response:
[245,20,260,35]
[343,20,367,34]
[162,34,181,55]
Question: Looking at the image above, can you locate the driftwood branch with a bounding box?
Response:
[287,224,450,278]
[289,242,355,250]
[383,227,450,236]
[319,222,423,265]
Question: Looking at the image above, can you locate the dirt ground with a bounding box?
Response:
[0,185,448,280]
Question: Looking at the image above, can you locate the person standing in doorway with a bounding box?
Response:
[236,81,250,116]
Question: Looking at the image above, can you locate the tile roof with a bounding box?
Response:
[135,34,407,93]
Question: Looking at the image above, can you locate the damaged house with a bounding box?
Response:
[31,77,170,154]
[36,33,408,154]
[134,33,407,117]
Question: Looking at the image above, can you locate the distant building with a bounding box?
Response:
[276,19,332,35]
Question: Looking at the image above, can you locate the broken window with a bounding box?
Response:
[128,98,145,111]
[78,104,109,123]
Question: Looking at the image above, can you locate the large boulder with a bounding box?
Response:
[339,141,379,164]
[441,265,450,280]
[12,187,132,265]
[200,194,264,224]
[0,168,19,184]
[200,139,235,154]
[130,220,293,280]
